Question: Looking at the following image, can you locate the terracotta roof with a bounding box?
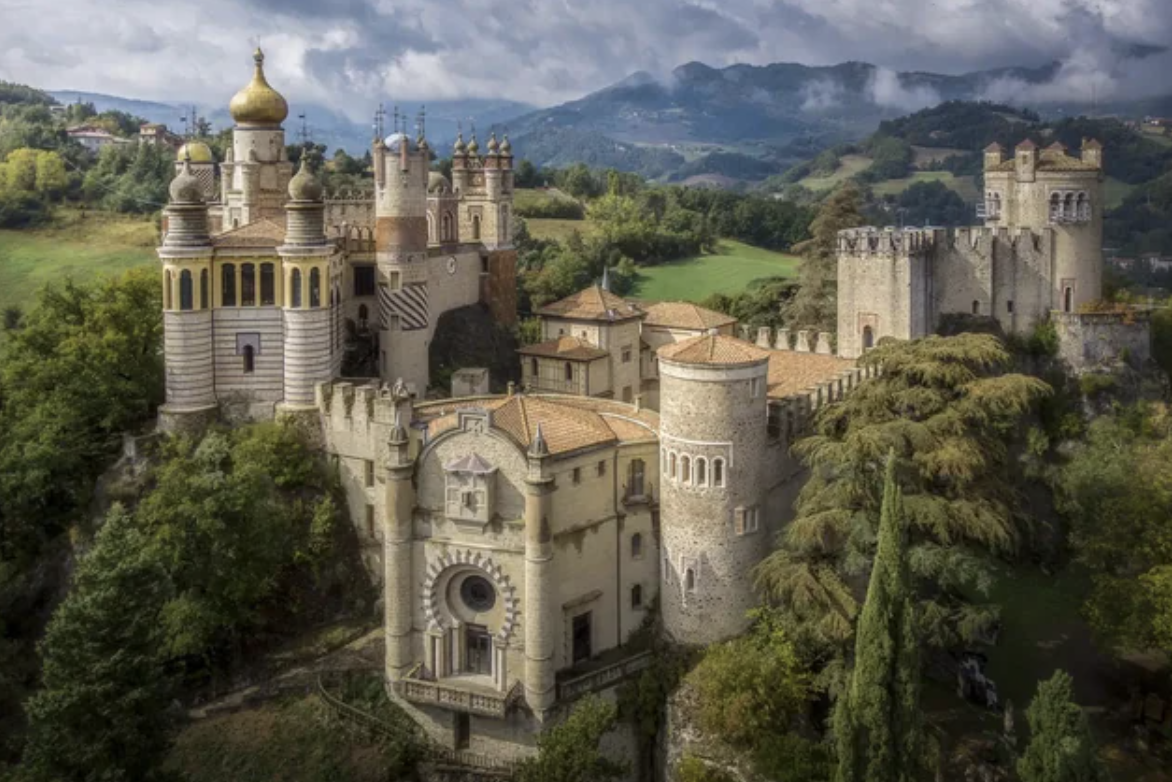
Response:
[766,352,856,400]
[658,334,770,367]
[1082,138,1102,150]
[641,301,737,331]
[212,217,287,248]
[984,142,1003,152]
[1016,139,1038,151]
[537,285,643,322]
[420,395,658,456]
[517,336,609,361]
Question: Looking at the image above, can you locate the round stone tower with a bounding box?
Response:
[158,161,216,431]
[656,333,772,645]
[373,131,430,393]
[277,160,334,410]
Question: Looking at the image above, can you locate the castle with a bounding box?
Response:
[157,48,516,429]
[836,139,1105,358]
[157,50,1145,773]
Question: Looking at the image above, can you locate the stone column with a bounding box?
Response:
[384,424,415,681]
[523,467,556,716]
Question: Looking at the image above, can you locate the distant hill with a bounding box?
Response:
[49,90,534,155]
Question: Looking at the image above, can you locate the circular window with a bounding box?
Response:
[460,575,496,613]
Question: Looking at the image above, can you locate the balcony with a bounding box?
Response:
[394,674,524,718]
[556,650,654,702]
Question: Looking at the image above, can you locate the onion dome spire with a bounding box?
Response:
[229,47,289,126]
[487,132,500,155]
[287,157,323,202]
[169,159,204,204]
[500,134,512,156]
[467,132,479,156]
[453,132,467,156]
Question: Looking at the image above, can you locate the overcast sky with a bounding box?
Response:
[1,0,1169,115]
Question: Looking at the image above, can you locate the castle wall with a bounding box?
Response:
[212,307,284,418]
[483,249,518,327]
[1052,311,1152,373]
[163,310,214,410]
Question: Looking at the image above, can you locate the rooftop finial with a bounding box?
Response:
[529,422,549,457]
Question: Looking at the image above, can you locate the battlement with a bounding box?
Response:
[316,379,408,449]
[948,225,1049,253]
[837,226,944,256]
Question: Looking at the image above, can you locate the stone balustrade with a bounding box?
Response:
[394,677,522,718]
[556,650,654,702]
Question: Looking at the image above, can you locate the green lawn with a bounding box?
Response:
[630,239,800,301]
[871,171,980,202]
[0,209,157,314]
[1104,177,1136,210]
[798,154,873,192]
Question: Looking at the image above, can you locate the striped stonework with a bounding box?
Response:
[212,308,284,405]
[164,310,215,409]
[380,282,429,331]
[283,308,334,406]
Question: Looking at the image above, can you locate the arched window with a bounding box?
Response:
[630,584,643,609]
[221,263,236,306]
[260,263,275,306]
[530,357,539,376]
[1076,192,1089,220]
[993,192,1002,217]
[242,344,255,374]
[1050,192,1062,222]
[472,214,481,241]
[713,458,724,488]
[564,362,573,381]
[631,533,643,559]
[291,269,302,308]
[164,270,173,310]
[442,212,454,243]
[669,452,677,481]
[862,326,874,350]
[628,458,646,498]
[972,300,980,315]
[1064,286,1073,313]
[199,269,208,309]
[1063,192,1075,220]
[427,211,435,243]
[358,303,368,329]
[241,263,256,306]
[179,270,193,311]
[684,569,695,593]
[695,457,707,487]
[310,268,321,307]
[680,456,691,485]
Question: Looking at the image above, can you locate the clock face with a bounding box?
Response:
[447,256,457,275]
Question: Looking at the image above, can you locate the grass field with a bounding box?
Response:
[1104,177,1137,209]
[630,239,799,301]
[911,145,967,168]
[871,171,980,202]
[0,209,157,314]
[525,217,597,242]
[798,154,873,191]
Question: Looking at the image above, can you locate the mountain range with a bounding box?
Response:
[52,58,1172,182]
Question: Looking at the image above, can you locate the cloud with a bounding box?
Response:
[0,0,1169,118]
[800,78,845,111]
[866,68,940,113]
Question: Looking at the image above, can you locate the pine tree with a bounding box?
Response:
[1017,671,1108,782]
[783,182,864,332]
[834,453,922,782]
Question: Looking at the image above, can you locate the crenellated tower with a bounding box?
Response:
[158,162,216,430]
[373,130,431,393]
[219,48,294,229]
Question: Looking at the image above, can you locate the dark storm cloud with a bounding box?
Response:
[1,0,1170,110]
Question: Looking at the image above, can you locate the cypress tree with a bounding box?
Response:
[1017,670,1108,782]
[835,452,923,782]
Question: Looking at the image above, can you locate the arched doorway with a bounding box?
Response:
[862,326,874,351]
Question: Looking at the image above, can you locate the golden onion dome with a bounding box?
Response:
[287,158,323,202]
[229,48,289,127]
[176,140,214,163]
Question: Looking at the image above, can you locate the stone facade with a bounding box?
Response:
[836,139,1109,360]
[159,50,516,428]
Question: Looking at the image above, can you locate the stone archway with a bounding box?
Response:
[423,549,519,643]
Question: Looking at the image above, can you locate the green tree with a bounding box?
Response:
[833,453,923,782]
[1017,670,1108,782]
[3,148,38,192]
[1057,409,1172,653]
[514,696,627,782]
[1151,306,1172,393]
[21,506,175,781]
[33,151,67,198]
[756,334,1050,656]
[784,183,864,332]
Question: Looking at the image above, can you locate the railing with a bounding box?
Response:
[556,650,654,702]
[394,676,522,719]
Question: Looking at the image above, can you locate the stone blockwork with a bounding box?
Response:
[1053,310,1153,373]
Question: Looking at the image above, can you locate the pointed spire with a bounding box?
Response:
[390,409,408,443]
[600,265,611,292]
[529,422,549,457]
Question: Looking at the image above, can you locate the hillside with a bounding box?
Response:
[629,240,799,301]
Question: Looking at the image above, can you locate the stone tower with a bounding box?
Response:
[158,162,216,429]
[451,132,515,248]
[373,131,431,393]
[219,48,293,229]
[656,333,772,645]
[277,161,335,411]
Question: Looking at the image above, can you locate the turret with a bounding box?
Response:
[656,333,772,644]
[158,162,216,429]
[278,160,336,410]
[174,141,217,201]
[1014,139,1038,182]
[983,142,1004,170]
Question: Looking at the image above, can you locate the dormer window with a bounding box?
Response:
[443,453,498,525]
